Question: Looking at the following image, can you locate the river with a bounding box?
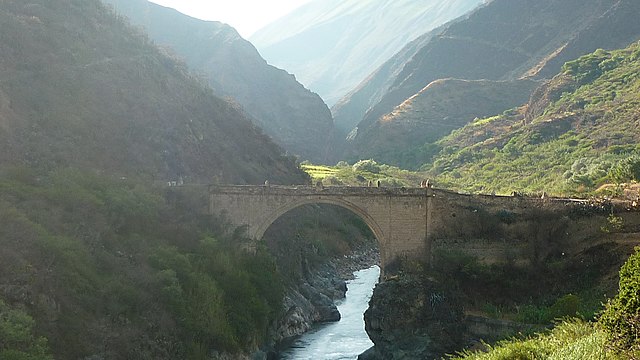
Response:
[279,265,380,360]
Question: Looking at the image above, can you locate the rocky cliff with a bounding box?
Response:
[103,0,335,163]
[360,275,465,360]
[271,249,379,357]
[359,196,640,359]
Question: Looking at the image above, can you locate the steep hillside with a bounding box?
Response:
[335,0,640,144]
[250,0,483,106]
[103,0,334,163]
[331,27,445,134]
[428,42,640,195]
[347,79,538,168]
[0,0,307,184]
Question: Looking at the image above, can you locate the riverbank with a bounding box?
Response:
[269,246,380,357]
[280,266,380,359]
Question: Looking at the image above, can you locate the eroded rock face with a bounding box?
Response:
[363,275,464,360]
[272,269,347,344]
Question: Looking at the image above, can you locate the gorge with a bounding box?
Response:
[2,0,640,359]
[280,266,380,359]
[211,184,640,358]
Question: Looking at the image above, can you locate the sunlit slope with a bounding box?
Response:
[428,42,640,195]
[347,79,539,168]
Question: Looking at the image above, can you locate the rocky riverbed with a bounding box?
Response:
[247,247,380,359]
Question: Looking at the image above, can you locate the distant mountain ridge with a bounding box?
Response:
[336,0,640,166]
[104,0,335,163]
[0,0,307,184]
[251,0,484,106]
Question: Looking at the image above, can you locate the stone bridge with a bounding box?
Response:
[209,185,639,273]
[210,185,436,271]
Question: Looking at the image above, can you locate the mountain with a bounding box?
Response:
[250,0,484,107]
[335,0,640,151]
[0,0,307,185]
[103,0,334,163]
[347,79,538,168]
[428,41,640,195]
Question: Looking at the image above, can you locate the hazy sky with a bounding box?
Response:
[148,0,312,38]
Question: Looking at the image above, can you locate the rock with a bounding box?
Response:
[364,275,465,359]
[357,346,380,360]
[300,284,341,322]
[272,246,380,354]
[273,289,317,341]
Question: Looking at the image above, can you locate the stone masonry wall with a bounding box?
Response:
[210,185,640,272]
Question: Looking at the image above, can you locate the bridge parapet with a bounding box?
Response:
[209,184,430,197]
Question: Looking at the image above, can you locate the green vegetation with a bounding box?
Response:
[423,42,640,196]
[430,244,617,326]
[452,247,640,359]
[301,164,340,180]
[0,167,285,358]
[148,239,283,353]
[599,247,640,356]
[0,299,53,360]
[350,79,538,170]
[340,42,640,197]
[0,0,306,185]
[302,160,426,187]
[451,319,612,360]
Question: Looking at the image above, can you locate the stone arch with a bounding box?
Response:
[252,197,386,248]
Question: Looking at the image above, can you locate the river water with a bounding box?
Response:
[279,265,380,360]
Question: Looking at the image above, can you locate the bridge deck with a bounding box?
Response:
[209,184,430,197]
[208,185,595,204]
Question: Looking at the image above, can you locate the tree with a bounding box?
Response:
[599,247,640,356]
[609,156,640,184]
[0,299,53,360]
[352,159,381,174]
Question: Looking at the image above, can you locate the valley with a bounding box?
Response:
[1,0,640,359]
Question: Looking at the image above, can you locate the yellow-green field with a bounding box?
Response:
[301,164,339,180]
[301,161,427,187]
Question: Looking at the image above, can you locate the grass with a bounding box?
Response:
[301,164,339,180]
[450,319,614,360]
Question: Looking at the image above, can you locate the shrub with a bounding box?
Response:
[352,159,381,174]
[0,299,53,360]
[323,175,343,185]
[599,247,640,354]
[548,294,581,321]
[609,156,640,184]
